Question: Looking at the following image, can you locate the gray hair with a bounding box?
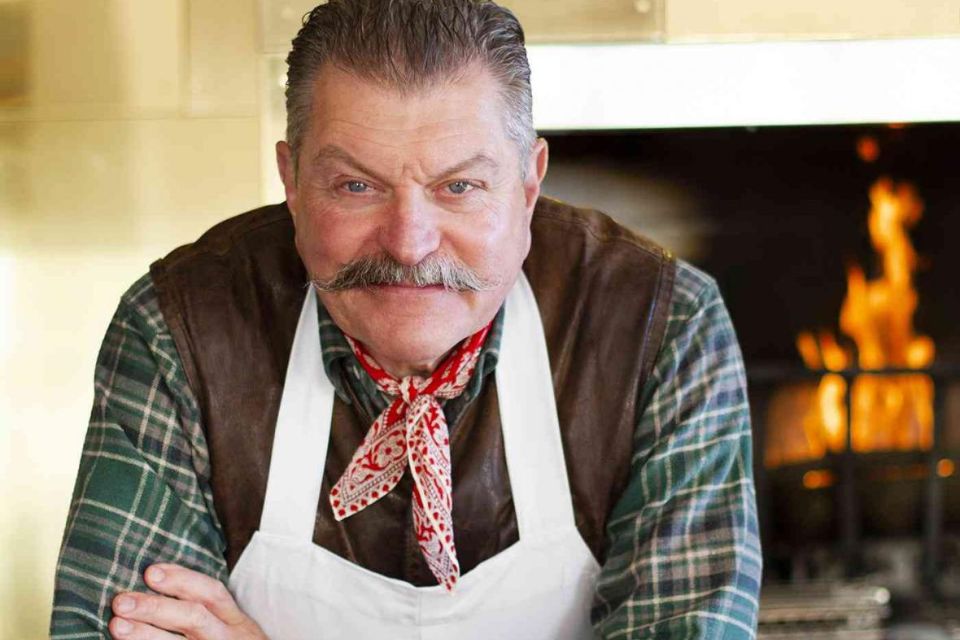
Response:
[285,0,535,174]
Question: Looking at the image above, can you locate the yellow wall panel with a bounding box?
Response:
[667,0,960,41]
[189,0,259,115]
[26,0,186,119]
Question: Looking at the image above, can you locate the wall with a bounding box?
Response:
[0,1,263,637]
[666,0,960,42]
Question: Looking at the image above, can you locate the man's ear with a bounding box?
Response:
[276,141,299,220]
[522,137,549,216]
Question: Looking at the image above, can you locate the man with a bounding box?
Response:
[52,0,761,638]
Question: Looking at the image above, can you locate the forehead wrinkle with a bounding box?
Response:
[313,132,503,186]
[311,143,396,185]
[323,116,498,145]
[433,153,500,180]
[317,80,504,130]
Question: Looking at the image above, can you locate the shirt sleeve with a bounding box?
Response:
[593,263,762,639]
[50,274,228,639]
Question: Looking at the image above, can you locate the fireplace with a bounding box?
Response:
[541,122,960,636]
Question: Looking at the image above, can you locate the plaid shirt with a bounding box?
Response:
[51,260,761,639]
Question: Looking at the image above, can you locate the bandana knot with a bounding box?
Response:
[398,376,425,404]
[330,323,492,591]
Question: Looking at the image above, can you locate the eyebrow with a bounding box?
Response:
[310,144,500,183]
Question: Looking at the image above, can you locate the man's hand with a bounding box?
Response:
[109,564,267,639]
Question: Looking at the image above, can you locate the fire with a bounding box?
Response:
[789,177,934,463]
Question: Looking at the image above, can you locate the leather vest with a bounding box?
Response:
[150,197,676,586]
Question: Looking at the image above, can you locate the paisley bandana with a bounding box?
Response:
[330,323,492,591]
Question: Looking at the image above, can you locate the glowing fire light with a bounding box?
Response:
[856,135,880,163]
[791,176,935,462]
[803,469,836,490]
[938,459,955,478]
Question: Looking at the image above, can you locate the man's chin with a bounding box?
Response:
[356,326,471,377]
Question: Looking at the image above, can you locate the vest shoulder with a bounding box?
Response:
[532,196,673,265]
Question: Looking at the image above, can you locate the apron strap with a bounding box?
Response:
[258,287,334,540]
[496,273,577,539]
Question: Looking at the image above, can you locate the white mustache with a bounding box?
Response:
[310,253,499,292]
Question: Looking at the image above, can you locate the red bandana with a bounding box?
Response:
[330,323,492,591]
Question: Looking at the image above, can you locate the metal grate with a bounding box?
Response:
[758,582,889,639]
[749,364,960,590]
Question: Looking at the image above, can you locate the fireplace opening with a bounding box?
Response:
[542,122,960,636]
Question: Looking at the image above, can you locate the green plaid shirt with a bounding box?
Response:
[51,260,761,639]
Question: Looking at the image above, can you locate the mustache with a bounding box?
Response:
[310,253,499,292]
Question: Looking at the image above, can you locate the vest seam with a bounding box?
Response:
[149,260,204,405]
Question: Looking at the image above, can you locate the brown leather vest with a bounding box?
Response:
[151,197,676,586]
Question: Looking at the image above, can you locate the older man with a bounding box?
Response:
[52,0,761,638]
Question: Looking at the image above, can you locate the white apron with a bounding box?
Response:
[228,274,600,640]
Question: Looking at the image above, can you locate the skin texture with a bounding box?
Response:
[110,64,549,636]
[109,564,266,639]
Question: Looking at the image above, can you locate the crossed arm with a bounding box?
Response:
[106,564,263,639]
[50,275,236,638]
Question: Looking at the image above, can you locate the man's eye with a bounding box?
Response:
[446,181,473,195]
[343,180,370,194]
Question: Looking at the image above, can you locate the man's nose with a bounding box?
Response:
[378,190,442,266]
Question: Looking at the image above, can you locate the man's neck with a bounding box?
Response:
[365,345,452,379]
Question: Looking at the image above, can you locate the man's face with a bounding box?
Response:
[277,64,548,376]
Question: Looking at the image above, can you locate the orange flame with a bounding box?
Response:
[785,177,934,464]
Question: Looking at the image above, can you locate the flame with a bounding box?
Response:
[779,177,935,465]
